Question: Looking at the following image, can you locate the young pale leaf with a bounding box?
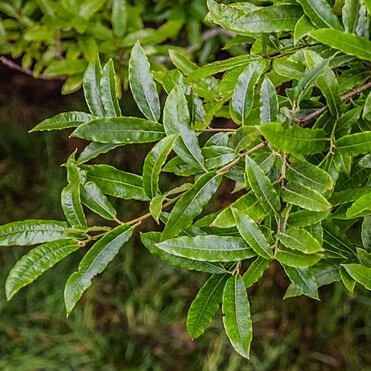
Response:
[286,160,333,193]
[0,220,68,246]
[309,29,371,62]
[336,132,371,156]
[163,86,205,169]
[129,41,161,122]
[245,156,281,215]
[276,249,322,267]
[341,264,371,290]
[279,227,322,254]
[258,123,327,154]
[72,117,165,144]
[187,273,229,339]
[112,0,127,38]
[149,194,165,224]
[260,77,278,124]
[30,112,93,132]
[80,181,117,221]
[346,191,371,218]
[83,164,149,201]
[282,182,332,212]
[61,183,86,227]
[83,57,104,117]
[5,239,79,300]
[100,59,121,117]
[296,0,342,29]
[77,142,121,164]
[64,224,133,315]
[231,60,265,125]
[161,172,221,240]
[294,15,315,43]
[222,274,252,359]
[207,0,302,34]
[283,266,319,300]
[232,208,273,259]
[362,216,371,251]
[156,235,256,262]
[143,134,177,197]
[141,232,227,273]
[243,257,270,288]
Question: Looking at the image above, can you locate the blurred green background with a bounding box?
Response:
[0,68,371,371]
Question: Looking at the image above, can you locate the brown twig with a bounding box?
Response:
[296,79,371,127]
[195,128,237,133]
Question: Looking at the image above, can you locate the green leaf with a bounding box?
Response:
[287,210,330,227]
[149,194,165,224]
[161,172,221,240]
[80,181,117,221]
[342,0,361,33]
[129,41,161,122]
[163,86,205,169]
[222,274,252,359]
[282,182,332,211]
[336,131,371,156]
[296,0,342,29]
[342,264,371,290]
[141,232,227,274]
[346,191,371,218]
[286,160,333,193]
[207,0,302,34]
[258,123,327,154]
[112,0,127,38]
[83,57,104,117]
[83,164,149,201]
[64,224,133,315]
[309,29,371,62]
[276,249,322,267]
[100,59,121,117]
[0,220,68,246]
[340,266,356,292]
[362,216,371,251]
[231,60,265,125]
[77,142,121,164]
[187,273,229,339]
[156,235,256,262]
[143,134,177,198]
[245,156,281,215]
[232,208,273,259]
[61,183,86,227]
[260,77,279,124]
[72,117,165,144]
[283,266,319,300]
[243,256,270,288]
[30,112,93,132]
[5,239,79,300]
[294,15,315,43]
[279,227,322,254]
[357,248,371,268]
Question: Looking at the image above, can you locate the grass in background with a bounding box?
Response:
[0,73,370,370]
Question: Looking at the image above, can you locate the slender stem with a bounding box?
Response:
[296,79,371,127]
[78,231,108,247]
[195,128,237,133]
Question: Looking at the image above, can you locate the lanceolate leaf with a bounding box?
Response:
[83,164,149,201]
[342,264,371,290]
[77,142,121,164]
[222,274,252,359]
[232,208,273,259]
[187,274,229,339]
[283,266,319,300]
[260,77,278,124]
[5,239,79,300]
[100,59,121,117]
[336,132,371,156]
[112,0,127,38]
[129,41,161,122]
[342,0,361,33]
[143,134,178,197]
[83,57,104,117]
[309,29,371,62]
[30,112,93,132]
[245,156,281,215]
[61,183,86,227]
[231,60,265,125]
[346,191,371,218]
[276,248,322,267]
[362,216,371,251]
[243,257,270,288]
[156,235,256,262]
[72,117,165,144]
[258,123,327,154]
[161,172,221,240]
[64,224,133,315]
[287,210,330,227]
[279,227,322,254]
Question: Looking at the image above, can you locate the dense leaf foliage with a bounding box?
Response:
[1,0,371,359]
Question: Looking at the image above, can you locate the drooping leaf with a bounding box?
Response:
[61,183,86,227]
[260,77,279,124]
[72,117,165,144]
[278,227,322,254]
[30,112,93,132]
[342,264,371,290]
[283,266,319,300]
[222,274,252,359]
[5,239,79,300]
[156,235,256,262]
[64,224,133,315]
[258,123,327,154]
[143,134,178,198]
[0,220,68,246]
[161,172,221,240]
[243,256,270,288]
[129,41,161,122]
[187,274,229,339]
[100,59,121,117]
[340,266,356,292]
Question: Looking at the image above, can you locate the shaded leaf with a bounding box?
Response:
[30,112,93,132]
[243,257,270,288]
